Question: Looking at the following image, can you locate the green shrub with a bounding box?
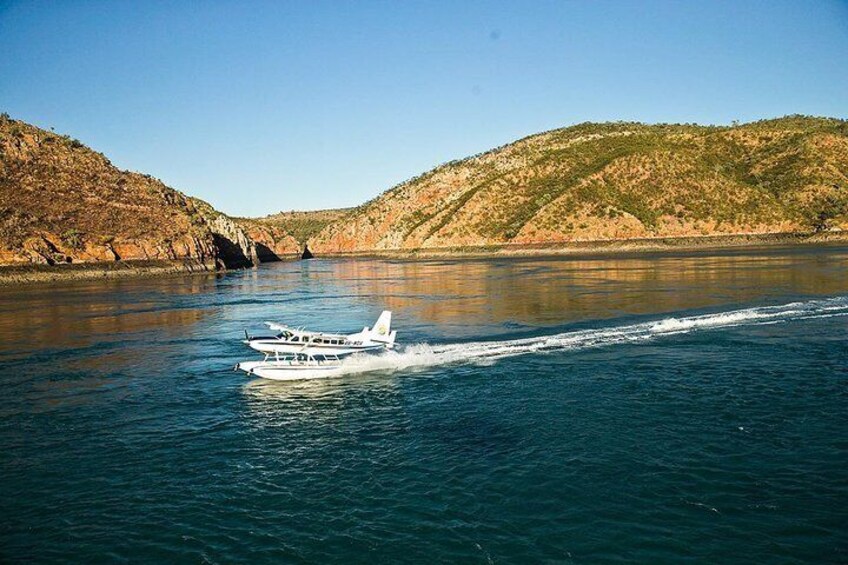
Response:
[802,189,848,232]
[61,229,84,249]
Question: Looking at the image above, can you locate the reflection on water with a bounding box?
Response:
[300,244,848,334]
[0,274,220,357]
[1,244,847,358]
[242,372,400,402]
[240,372,412,457]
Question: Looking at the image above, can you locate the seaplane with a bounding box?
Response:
[236,311,397,381]
[243,311,397,357]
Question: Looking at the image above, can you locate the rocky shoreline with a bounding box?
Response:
[0,258,222,286]
[299,231,848,259]
[2,231,846,287]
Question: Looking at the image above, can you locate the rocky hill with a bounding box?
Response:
[3,114,846,277]
[236,208,352,259]
[309,116,848,253]
[232,218,301,262]
[253,208,352,244]
[0,114,259,270]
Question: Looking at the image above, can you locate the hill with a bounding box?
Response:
[231,217,301,262]
[3,114,846,281]
[308,116,848,253]
[229,208,352,261]
[255,208,352,244]
[0,114,259,270]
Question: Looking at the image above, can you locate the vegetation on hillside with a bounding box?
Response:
[3,112,846,267]
[0,114,254,267]
[309,116,848,252]
[250,208,353,245]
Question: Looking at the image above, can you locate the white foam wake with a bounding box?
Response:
[334,296,848,377]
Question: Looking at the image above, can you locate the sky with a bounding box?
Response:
[1,1,847,216]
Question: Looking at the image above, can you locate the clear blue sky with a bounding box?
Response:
[1,1,846,216]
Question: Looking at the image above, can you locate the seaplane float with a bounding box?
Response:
[235,311,396,381]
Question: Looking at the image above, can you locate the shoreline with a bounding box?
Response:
[0,259,221,287]
[311,231,848,260]
[1,232,846,287]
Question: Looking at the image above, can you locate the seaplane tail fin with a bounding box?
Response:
[369,311,394,344]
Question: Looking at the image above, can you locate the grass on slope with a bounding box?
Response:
[251,208,353,244]
[353,117,848,245]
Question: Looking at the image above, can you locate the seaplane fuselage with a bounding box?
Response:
[244,311,397,357]
[246,334,387,356]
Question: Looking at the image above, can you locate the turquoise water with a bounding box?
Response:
[1,245,847,563]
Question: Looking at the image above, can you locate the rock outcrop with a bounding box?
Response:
[232,220,300,262]
[0,115,258,270]
[187,198,258,269]
[236,208,351,260]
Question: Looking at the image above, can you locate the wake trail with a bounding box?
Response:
[337,296,848,376]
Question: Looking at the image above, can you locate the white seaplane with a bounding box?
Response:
[236,311,397,381]
[243,311,397,356]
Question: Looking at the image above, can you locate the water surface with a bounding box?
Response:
[1,245,847,563]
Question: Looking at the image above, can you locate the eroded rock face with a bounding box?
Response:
[233,210,350,261]
[234,221,300,262]
[205,213,258,269]
[308,117,848,253]
[0,115,250,270]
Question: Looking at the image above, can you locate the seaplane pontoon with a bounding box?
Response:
[235,352,348,381]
